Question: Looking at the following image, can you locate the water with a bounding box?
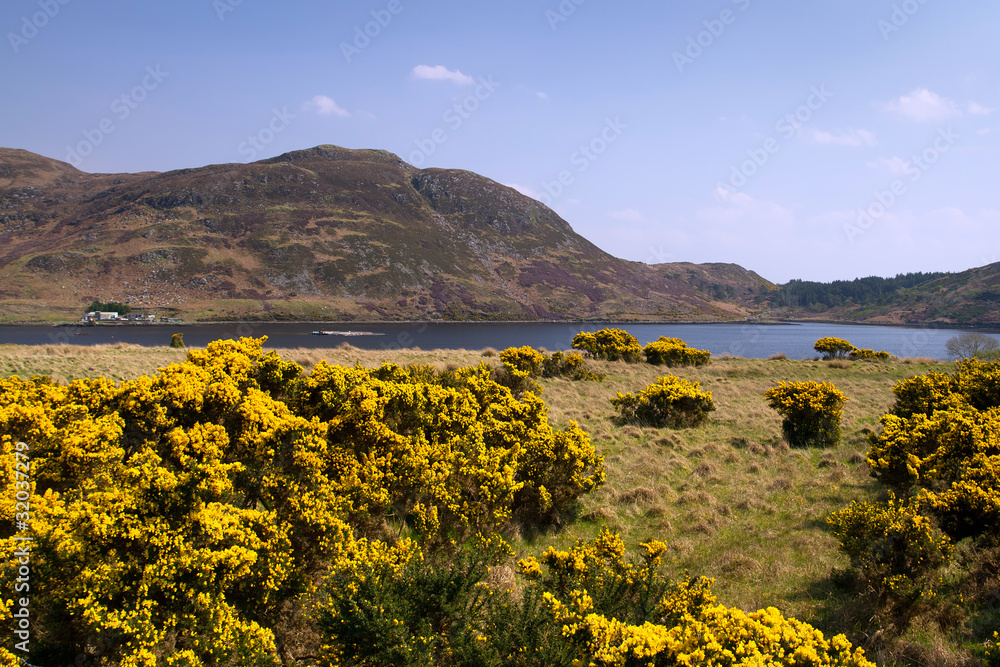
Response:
[3,321,996,360]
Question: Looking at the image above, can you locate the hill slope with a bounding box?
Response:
[765,268,1000,326]
[0,146,771,322]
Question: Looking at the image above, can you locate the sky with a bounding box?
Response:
[2,0,998,284]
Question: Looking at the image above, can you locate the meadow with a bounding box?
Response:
[0,341,972,665]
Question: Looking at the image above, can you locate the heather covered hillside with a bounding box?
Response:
[0,146,771,323]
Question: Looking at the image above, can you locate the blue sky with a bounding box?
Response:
[2,0,997,283]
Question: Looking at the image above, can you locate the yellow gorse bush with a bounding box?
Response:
[500,346,546,381]
[525,532,875,667]
[814,337,856,360]
[866,361,1000,541]
[849,348,896,362]
[572,328,643,363]
[829,357,1000,649]
[643,337,711,368]
[611,375,715,428]
[0,337,604,665]
[828,494,953,600]
[765,381,848,448]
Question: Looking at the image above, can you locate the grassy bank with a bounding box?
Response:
[0,343,962,663]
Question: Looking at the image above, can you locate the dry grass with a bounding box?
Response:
[0,343,958,660]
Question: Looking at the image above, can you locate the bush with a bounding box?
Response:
[319,535,511,666]
[170,332,185,348]
[890,371,958,418]
[571,328,642,363]
[814,336,856,360]
[498,345,547,394]
[541,350,605,381]
[765,381,848,448]
[985,632,1000,666]
[494,347,604,394]
[500,345,546,379]
[513,533,875,667]
[320,531,875,667]
[849,347,896,362]
[642,336,711,367]
[829,357,1000,650]
[828,495,953,602]
[867,405,1000,540]
[946,332,1000,359]
[0,338,606,664]
[611,375,715,428]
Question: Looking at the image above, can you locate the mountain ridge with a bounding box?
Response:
[0,145,772,323]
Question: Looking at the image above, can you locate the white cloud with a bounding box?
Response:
[803,127,877,147]
[969,101,994,116]
[978,127,992,136]
[308,95,350,117]
[536,91,549,100]
[411,65,474,85]
[883,88,962,123]
[609,208,647,223]
[866,156,910,175]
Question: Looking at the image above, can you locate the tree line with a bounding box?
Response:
[766,272,950,309]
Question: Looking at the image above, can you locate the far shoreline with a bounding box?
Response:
[0,318,997,332]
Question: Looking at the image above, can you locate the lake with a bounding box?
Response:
[3,321,996,360]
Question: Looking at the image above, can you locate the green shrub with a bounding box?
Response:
[571,328,642,363]
[764,381,848,447]
[169,332,185,348]
[643,337,711,367]
[828,495,953,602]
[814,337,856,360]
[611,375,715,428]
[984,632,1000,666]
[319,536,511,667]
[541,350,605,381]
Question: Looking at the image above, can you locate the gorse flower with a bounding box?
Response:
[0,337,604,665]
[765,381,848,448]
[612,375,715,428]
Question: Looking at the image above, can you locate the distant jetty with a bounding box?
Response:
[310,330,385,337]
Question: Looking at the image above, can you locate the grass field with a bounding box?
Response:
[0,342,967,664]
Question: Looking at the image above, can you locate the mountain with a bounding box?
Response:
[764,267,1000,326]
[0,146,773,323]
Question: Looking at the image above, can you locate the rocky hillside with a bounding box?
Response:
[0,146,772,323]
